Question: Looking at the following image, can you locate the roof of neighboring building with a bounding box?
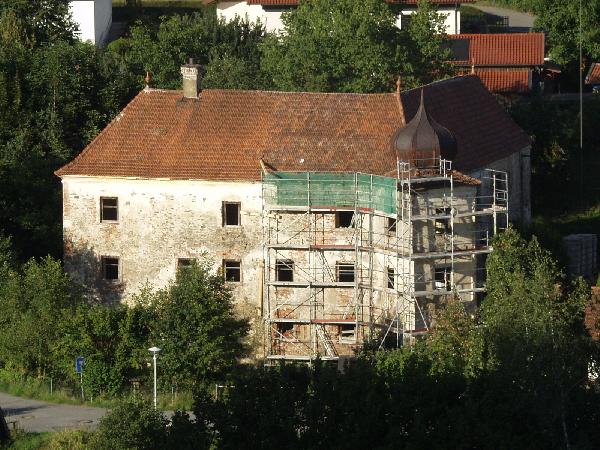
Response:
[447,33,545,66]
[473,69,531,93]
[586,63,600,85]
[244,0,475,4]
[55,75,531,182]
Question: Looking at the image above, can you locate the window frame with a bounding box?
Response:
[223,259,242,283]
[433,265,452,291]
[101,256,120,282]
[335,211,355,228]
[387,267,395,289]
[387,217,397,234]
[336,262,355,283]
[100,197,119,223]
[339,324,357,343]
[275,259,294,282]
[434,207,451,235]
[222,202,241,227]
[177,258,195,270]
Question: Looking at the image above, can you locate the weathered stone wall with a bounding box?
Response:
[62,176,263,312]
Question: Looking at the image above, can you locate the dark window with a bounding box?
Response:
[401,14,412,29]
[335,211,354,228]
[337,263,355,283]
[100,197,118,222]
[276,259,294,282]
[223,202,241,226]
[387,267,395,289]
[102,256,119,281]
[435,208,451,235]
[339,324,356,343]
[223,260,241,282]
[387,217,397,233]
[276,322,294,336]
[177,258,195,269]
[434,266,452,291]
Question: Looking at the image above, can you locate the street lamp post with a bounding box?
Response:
[148,346,161,409]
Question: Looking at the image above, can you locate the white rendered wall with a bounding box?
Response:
[217,2,460,34]
[69,0,112,46]
[217,1,285,33]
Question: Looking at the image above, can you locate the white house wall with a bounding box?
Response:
[69,0,112,46]
[217,1,460,34]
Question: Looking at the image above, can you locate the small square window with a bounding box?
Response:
[387,217,397,233]
[435,208,451,235]
[339,324,356,343]
[387,267,395,289]
[335,211,354,228]
[434,266,452,291]
[336,263,355,283]
[100,197,118,222]
[223,260,241,282]
[276,322,294,336]
[276,259,294,282]
[102,256,119,281]
[223,202,241,226]
[177,258,195,269]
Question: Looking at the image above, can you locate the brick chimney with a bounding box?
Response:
[181,58,201,99]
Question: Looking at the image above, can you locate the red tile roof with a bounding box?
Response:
[586,63,600,85]
[246,0,475,4]
[56,76,530,181]
[474,69,531,93]
[448,33,545,66]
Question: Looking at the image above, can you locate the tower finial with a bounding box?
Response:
[145,71,152,89]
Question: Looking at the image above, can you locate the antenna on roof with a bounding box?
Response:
[470,59,475,75]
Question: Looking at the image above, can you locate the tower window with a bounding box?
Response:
[223,202,241,226]
[100,197,118,222]
[435,208,451,235]
[337,263,355,283]
[335,211,354,228]
[387,217,397,233]
[223,260,241,282]
[101,256,120,281]
[177,258,195,269]
[275,260,294,282]
[339,324,356,343]
[434,266,452,291]
[387,267,395,289]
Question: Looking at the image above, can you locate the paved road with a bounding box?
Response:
[471,4,537,32]
[0,392,107,433]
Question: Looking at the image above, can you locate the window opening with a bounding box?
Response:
[335,211,354,228]
[223,202,241,226]
[100,197,118,222]
[337,263,355,283]
[223,260,241,282]
[276,259,294,282]
[102,256,119,281]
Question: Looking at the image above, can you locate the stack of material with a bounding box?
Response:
[563,234,598,281]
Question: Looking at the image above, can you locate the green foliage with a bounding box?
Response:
[260,0,454,93]
[41,429,93,450]
[151,261,249,390]
[92,400,168,450]
[108,12,266,90]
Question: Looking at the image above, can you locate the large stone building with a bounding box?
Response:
[210,0,473,34]
[56,65,531,360]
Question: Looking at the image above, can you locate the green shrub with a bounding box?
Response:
[40,430,94,450]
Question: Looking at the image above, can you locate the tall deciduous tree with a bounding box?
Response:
[260,0,454,93]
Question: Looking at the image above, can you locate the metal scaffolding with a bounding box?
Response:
[261,158,508,361]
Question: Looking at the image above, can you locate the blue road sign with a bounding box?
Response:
[75,356,85,374]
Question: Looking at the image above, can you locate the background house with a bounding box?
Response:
[447,33,545,94]
[213,0,474,34]
[69,0,113,46]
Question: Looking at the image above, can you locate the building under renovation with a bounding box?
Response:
[56,63,530,360]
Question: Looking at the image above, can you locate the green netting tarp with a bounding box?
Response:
[263,172,397,214]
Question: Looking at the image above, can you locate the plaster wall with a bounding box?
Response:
[469,147,532,224]
[61,176,263,310]
[216,1,460,34]
[69,0,112,46]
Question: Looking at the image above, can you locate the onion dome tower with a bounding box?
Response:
[392,90,457,169]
